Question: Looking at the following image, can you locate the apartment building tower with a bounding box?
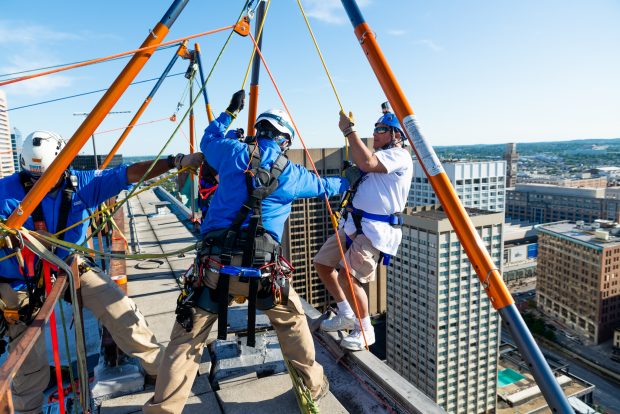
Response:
[409,160,506,212]
[0,90,15,178]
[10,128,21,172]
[281,139,387,313]
[506,184,620,224]
[387,205,501,414]
[536,221,620,344]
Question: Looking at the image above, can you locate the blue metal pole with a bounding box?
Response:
[149,47,182,99]
[194,44,214,122]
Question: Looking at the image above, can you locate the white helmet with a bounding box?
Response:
[254,109,295,148]
[20,130,65,176]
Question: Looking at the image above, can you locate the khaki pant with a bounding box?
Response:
[5,291,49,414]
[314,230,381,283]
[2,256,163,414]
[143,255,324,414]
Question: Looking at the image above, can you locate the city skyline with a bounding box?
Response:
[0,1,618,158]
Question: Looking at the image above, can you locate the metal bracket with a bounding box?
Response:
[482,267,500,290]
[359,30,376,44]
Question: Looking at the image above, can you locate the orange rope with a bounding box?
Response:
[175,118,195,152]
[247,32,369,350]
[93,116,173,136]
[0,25,234,88]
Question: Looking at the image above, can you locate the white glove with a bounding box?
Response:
[175,152,204,171]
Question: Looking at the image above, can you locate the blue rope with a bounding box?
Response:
[3,72,185,112]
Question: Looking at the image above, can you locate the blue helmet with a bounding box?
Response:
[375,112,404,136]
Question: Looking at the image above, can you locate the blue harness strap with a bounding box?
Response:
[349,207,403,227]
[344,207,402,267]
[219,265,262,279]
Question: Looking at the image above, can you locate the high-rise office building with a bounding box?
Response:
[72,154,123,170]
[0,90,15,178]
[387,205,501,414]
[408,160,506,212]
[10,128,22,172]
[506,184,620,224]
[281,139,388,313]
[537,220,620,344]
[503,143,518,188]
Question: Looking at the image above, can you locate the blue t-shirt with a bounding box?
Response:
[0,166,130,283]
[200,112,348,241]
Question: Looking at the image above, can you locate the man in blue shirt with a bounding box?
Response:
[144,91,349,413]
[0,130,203,414]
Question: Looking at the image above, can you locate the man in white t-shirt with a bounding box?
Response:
[314,110,413,350]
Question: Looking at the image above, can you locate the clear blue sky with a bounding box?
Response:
[1,0,619,156]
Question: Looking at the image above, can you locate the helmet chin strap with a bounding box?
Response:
[379,130,403,151]
[256,128,290,151]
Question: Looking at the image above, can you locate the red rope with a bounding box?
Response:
[43,264,65,414]
[246,32,369,350]
[93,116,173,136]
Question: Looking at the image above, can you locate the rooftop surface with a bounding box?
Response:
[96,187,444,414]
[537,221,620,248]
[496,344,594,414]
[404,205,498,221]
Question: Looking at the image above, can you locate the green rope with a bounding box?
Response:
[57,300,78,412]
[83,0,251,246]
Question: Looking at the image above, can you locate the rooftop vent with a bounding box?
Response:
[594,229,609,241]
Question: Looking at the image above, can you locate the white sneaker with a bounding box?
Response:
[340,328,375,351]
[320,313,355,332]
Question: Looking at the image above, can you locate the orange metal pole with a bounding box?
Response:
[246,1,266,136]
[101,41,187,169]
[341,3,572,412]
[247,84,259,136]
[352,21,513,309]
[5,0,189,230]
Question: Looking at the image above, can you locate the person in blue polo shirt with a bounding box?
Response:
[0,130,203,414]
[144,90,349,413]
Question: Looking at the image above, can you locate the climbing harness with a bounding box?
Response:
[176,142,291,347]
[1,171,78,326]
[197,160,219,221]
[345,205,403,266]
[18,170,77,238]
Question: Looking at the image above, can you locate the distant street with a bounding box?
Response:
[503,331,620,414]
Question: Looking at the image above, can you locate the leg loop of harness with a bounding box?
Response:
[182,231,293,346]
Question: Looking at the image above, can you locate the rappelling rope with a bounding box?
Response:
[247,31,369,350]
[52,167,191,240]
[295,0,348,160]
[81,1,251,246]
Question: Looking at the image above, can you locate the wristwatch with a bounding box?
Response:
[167,154,175,169]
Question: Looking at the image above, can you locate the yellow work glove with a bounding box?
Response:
[339,110,356,137]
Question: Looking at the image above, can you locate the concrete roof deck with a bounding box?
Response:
[97,187,444,414]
